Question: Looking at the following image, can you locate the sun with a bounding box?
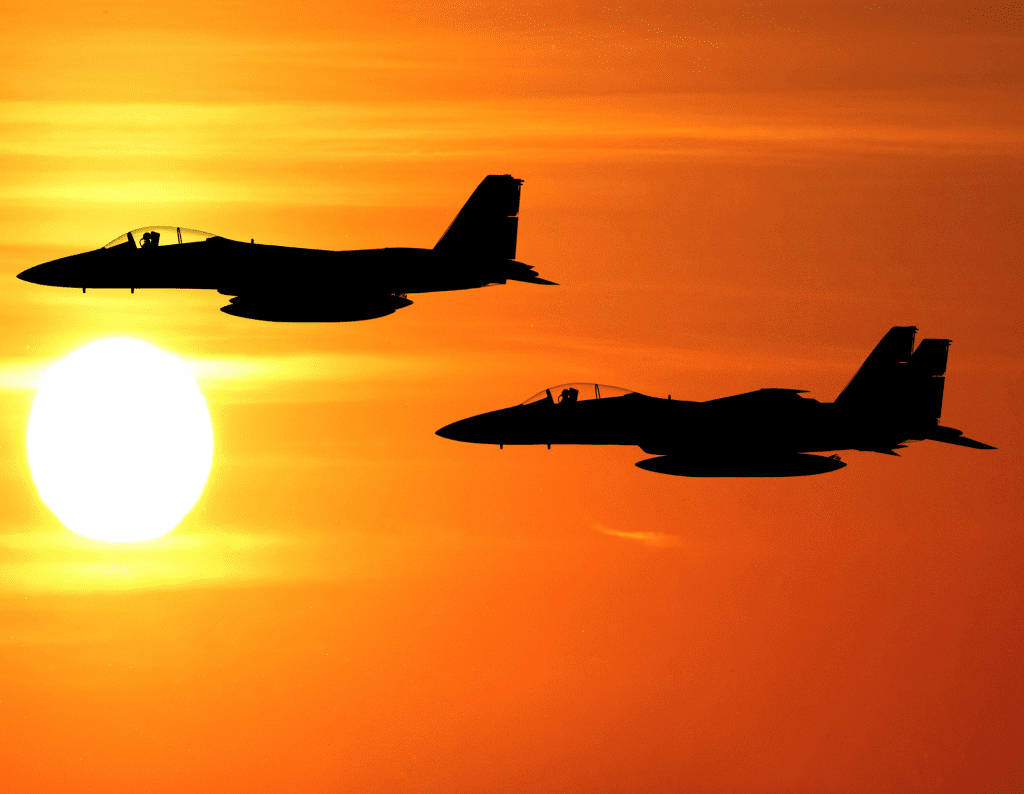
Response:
[27,338,214,542]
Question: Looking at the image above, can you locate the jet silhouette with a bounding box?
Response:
[436,327,995,477]
[17,175,554,322]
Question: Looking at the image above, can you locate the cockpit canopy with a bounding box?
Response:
[522,383,634,405]
[103,226,216,250]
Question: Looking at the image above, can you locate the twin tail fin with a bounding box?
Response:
[835,326,994,449]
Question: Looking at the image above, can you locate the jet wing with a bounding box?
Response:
[220,292,413,322]
[636,452,847,477]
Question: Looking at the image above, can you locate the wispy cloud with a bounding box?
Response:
[594,523,686,548]
[0,527,310,593]
[1,98,1017,219]
[3,99,1016,161]
[0,524,535,594]
[183,352,435,388]
[0,350,437,394]
[0,359,50,390]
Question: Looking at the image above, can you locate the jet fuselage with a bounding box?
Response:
[436,328,994,477]
[18,239,537,295]
[436,388,917,456]
[16,175,553,322]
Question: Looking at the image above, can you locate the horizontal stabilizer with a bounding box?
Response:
[504,260,557,285]
[927,425,996,450]
[636,453,846,478]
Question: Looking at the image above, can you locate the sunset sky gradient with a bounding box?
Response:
[0,1,1022,791]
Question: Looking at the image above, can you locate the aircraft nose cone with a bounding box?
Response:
[17,264,44,283]
[437,404,529,445]
[18,259,74,286]
[436,418,471,442]
[18,249,103,287]
[436,411,504,443]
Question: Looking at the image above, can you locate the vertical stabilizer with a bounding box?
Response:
[834,326,917,407]
[434,175,522,260]
[908,338,950,423]
[834,327,953,431]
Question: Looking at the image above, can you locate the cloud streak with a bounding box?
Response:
[0,350,437,393]
[594,523,686,548]
[2,97,1017,226]
[0,527,310,593]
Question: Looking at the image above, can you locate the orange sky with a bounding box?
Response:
[1,1,1022,791]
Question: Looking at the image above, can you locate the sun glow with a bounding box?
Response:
[27,338,214,542]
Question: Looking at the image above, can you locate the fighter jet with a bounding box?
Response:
[17,175,554,321]
[436,327,995,477]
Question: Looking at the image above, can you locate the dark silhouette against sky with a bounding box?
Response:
[17,175,554,322]
[438,327,994,476]
[1,1,1020,792]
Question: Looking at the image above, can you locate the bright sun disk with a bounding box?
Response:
[27,338,213,542]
